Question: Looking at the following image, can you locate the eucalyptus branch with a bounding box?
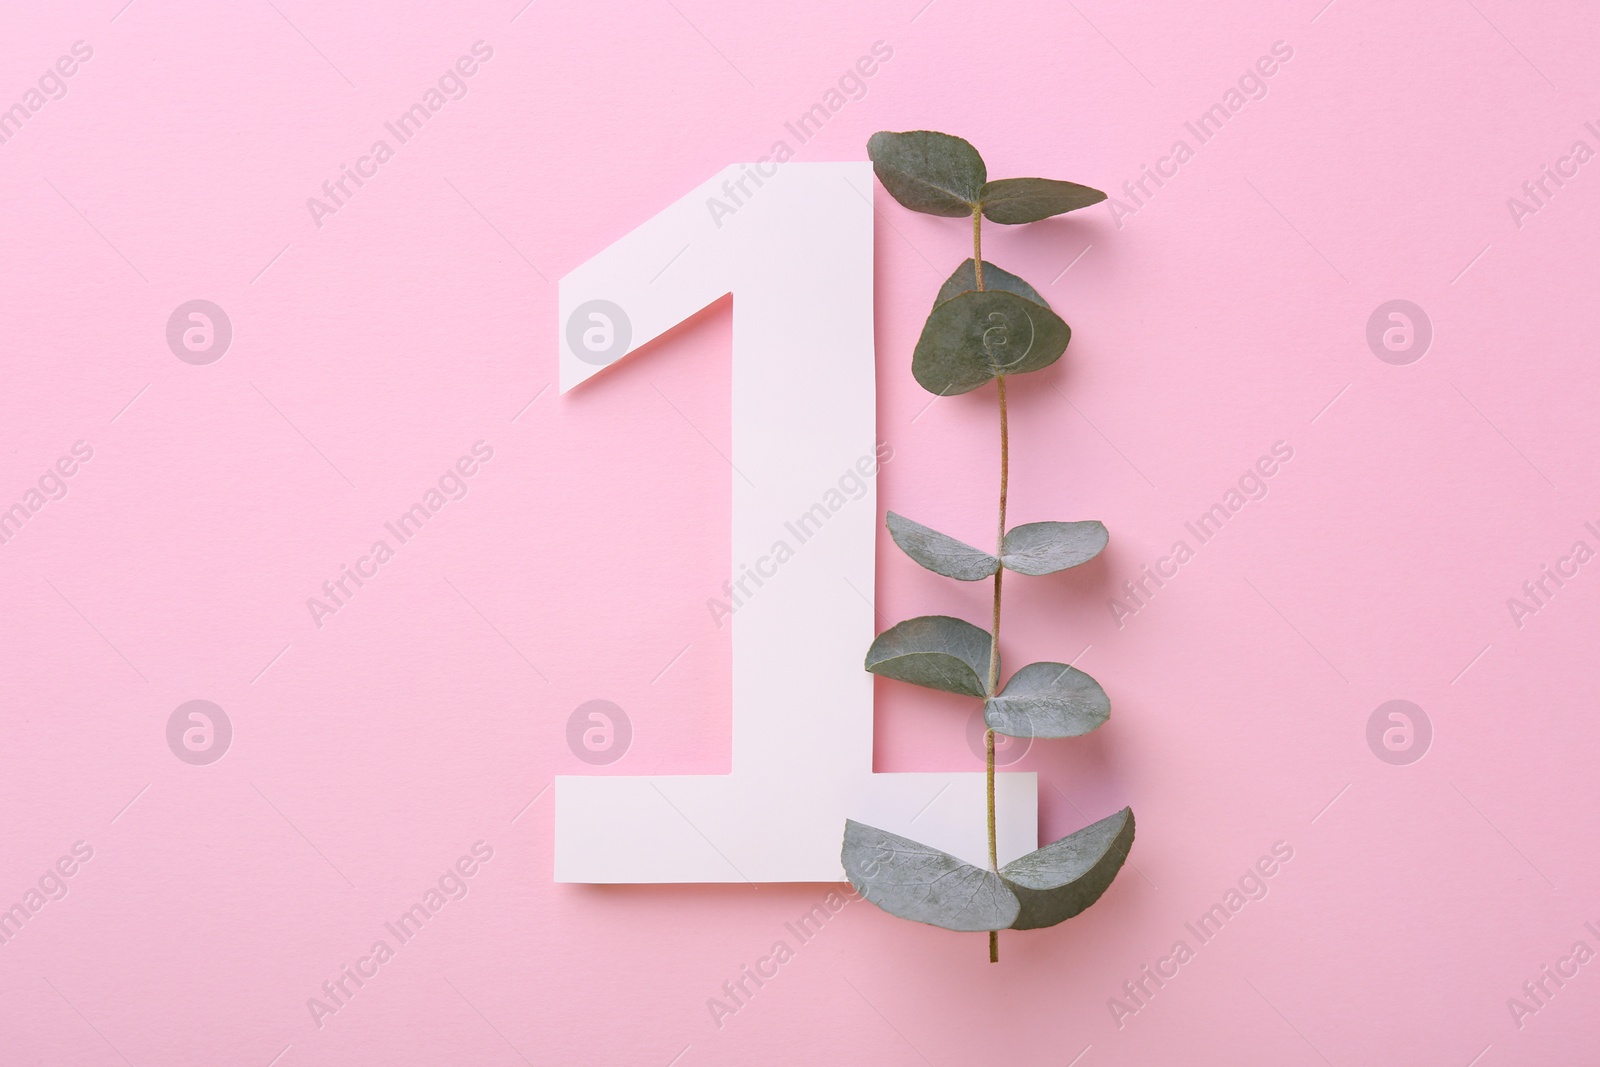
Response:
[843,130,1136,964]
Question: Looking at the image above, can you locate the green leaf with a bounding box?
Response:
[865,615,994,697]
[935,259,1049,308]
[886,512,998,581]
[842,820,1020,932]
[1000,807,1135,929]
[985,661,1110,739]
[912,290,1071,396]
[980,177,1107,225]
[867,131,987,218]
[1001,520,1108,575]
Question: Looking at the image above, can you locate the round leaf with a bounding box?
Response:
[934,258,1049,309]
[985,661,1109,738]
[1001,520,1108,575]
[843,820,1020,932]
[864,615,994,697]
[912,290,1071,396]
[867,130,987,218]
[887,512,998,581]
[1000,807,1135,929]
[980,177,1107,225]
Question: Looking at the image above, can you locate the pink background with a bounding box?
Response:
[3,0,1598,1063]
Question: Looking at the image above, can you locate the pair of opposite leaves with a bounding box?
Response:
[843,809,1134,932]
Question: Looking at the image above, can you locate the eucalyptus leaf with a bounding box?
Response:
[887,512,998,581]
[864,615,994,697]
[935,259,1048,308]
[985,661,1109,739]
[979,177,1107,225]
[912,290,1071,396]
[1001,520,1108,575]
[843,820,1020,932]
[867,131,987,218]
[1000,807,1134,930]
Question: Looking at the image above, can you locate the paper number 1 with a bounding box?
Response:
[554,162,1036,883]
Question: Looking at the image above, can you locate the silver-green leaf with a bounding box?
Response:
[912,290,1071,396]
[985,661,1109,739]
[1001,520,1108,575]
[843,820,1020,932]
[886,512,998,581]
[1000,807,1135,929]
[864,615,994,697]
[935,258,1049,308]
[980,177,1108,225]
[867,130,987,218]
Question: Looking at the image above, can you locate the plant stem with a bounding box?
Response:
[986,374,1008,965]
[972,207,985,290]
[973,205,1006,965]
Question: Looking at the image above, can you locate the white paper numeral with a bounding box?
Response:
[555,162,1036,883]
